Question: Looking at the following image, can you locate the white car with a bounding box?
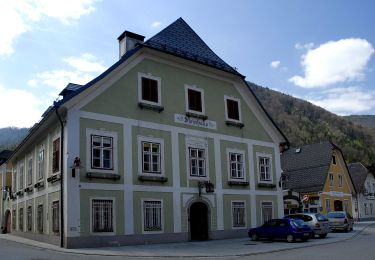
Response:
[285,213,330,238]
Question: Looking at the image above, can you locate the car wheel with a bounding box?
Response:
[319,234,327,239]
[286,234,294,243]
[251,233,259,241]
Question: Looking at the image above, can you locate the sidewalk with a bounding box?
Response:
[1,221,374,258]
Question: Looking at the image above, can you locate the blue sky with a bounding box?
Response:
[0,0,374,127]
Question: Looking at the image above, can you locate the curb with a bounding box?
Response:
[1,223,373,258]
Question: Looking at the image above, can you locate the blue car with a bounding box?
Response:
[248,218,313,243]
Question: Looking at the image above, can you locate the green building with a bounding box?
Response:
[8,18,288,248]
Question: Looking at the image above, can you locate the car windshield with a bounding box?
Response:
[327,212,345,218]
[315,213,328,221]
[290,219,305,228]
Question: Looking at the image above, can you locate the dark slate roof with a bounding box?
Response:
[281,141,335,192]
[59,83,83,98]
[348,162,368,193]
[141,18,242,77]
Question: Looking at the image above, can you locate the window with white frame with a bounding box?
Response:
[91,135,113,170]
[261,202,273,224]
[143,200,163,232]
[326,199,331,212]
[38,148,44,180]
[52,138,60,173]
[232,201,246,228]
[91,199,114,233]
[12,169,17,193]
[19,164,24,190]
[27,158,32,186]
[142,142,161,174]
[27,206,32,231]
[52,201,60,234]
[37,204,43,233]
[185,85,205,115]
[19,208,24,231]
[189,148,206,177]
[258,156,271,182]
[338,174,343,188]
[364,203,368,215]
[138,73,161,106]
[228,152,244,180]
[225,96,241,122]
[329,173,334,187]
[86,129,118,173]
[371,203,374,215]
[12,210,16,230]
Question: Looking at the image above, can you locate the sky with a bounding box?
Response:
[0,0,374,128]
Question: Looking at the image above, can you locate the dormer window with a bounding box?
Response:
[185,85,205,118]
[138,73,163,111]
[332,155,336,165]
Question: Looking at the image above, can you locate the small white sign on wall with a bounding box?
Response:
[174,114,217,130]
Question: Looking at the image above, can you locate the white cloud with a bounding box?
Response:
[270,60,281,68]
[290,38,374,88]
[307,86,375,115]
[151,21,162,28]
[0,83,43,128]
[0,0,99,56]
[294,42,314,50]
[29,53,106,93]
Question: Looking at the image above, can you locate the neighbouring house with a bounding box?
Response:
[0,150,13,233]
[348,163,375,221]
[281,141,356,215]
[6,18,288,248]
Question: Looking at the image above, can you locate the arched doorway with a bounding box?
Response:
[190,202,208,241]
[334,200,343,211]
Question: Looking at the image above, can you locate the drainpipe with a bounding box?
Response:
[54,102,64,248]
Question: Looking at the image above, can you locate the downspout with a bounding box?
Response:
[54,102,64,248]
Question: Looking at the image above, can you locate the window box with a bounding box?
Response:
[225,120,244,128]
[186,112,208,120]
[86,172,120,180]
[138,175,168,183]
[16,190,24,197]
[257,183,276,189]
[228,180,249,186]
[138,102,164,112]
[47,174,61,183]
[24,186,33,193]
[34,181,45,189]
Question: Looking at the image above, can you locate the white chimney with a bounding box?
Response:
[117,31,145,59]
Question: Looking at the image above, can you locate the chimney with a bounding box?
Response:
[117,30,145,59]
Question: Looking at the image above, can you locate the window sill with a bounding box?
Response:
[228,180,249,186]
[86,172,121,180]
[186,112,208,120]
[34,181,45,189]
[138,102,164,112]
[257,183,276,189]
[226,120,244,128]
[24,186,33,193]
[138,175,168,183]
[47,174,61,183]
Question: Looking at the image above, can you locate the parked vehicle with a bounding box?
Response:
[285,213,330,238]
[326,211,354,232]
[248,218,313,243]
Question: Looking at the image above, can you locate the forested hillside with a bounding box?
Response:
[0,127,29,152]
[249,82,375,165]
[345,115,375,129]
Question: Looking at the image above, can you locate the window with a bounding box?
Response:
[232,201,246,228]
[138,73,161,106]
[261,202,273,224]
[27,158,32,186]
[329,173,334,187]
[12,169,17,193]
[143,200,162,232]
[19,164,24,190]
[37,205,43,233]
[364,203,368,215]
[52,138,60,173]
[19,208,24,231]
[91,135,113,170]
[371,203,374,215]
[38,149,44,180]
[189,148,206,177]
[27,206,32,231]
[338,174,343,188]
[91,199,114,233]
[185,85,205,115]
[229,152,244,180]
[52,201,60,234]
[259,156,271,182]
[325,199,331,213]
[142,142,161,174]
[12,210,16,230]
[225,96,241,122]
[332,155,336,165]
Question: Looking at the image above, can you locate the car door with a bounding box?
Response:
[273,219,289,240]
[259,220,276,239]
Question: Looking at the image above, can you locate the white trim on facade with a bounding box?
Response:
[256,152,273,184]
[231,200,247,229]
[224,95,242,123]
[137,135,165,177]
[89,197,116,236]
[185,136,209,181]
[141,198,164,234]
[137,72,162,107]
[226,148,246,182]
[184,84,206,116]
